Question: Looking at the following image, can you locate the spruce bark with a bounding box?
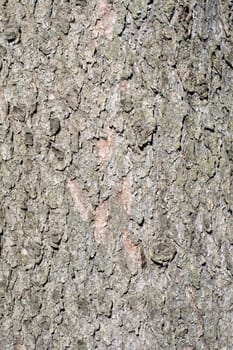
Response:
[0,1,232,349]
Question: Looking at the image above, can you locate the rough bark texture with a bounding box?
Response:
[0,0,233,349]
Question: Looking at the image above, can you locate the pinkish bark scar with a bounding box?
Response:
[93,201,109,244]
[118,175,133,216]
[94,0,116,40]
[67,179,92,221]
[0,88,8,123]
[96,128,114,164]
[122,231,145,267]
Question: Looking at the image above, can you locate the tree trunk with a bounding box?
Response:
[0,0,232,349]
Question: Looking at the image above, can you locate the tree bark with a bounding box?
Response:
[0,0,232,349]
